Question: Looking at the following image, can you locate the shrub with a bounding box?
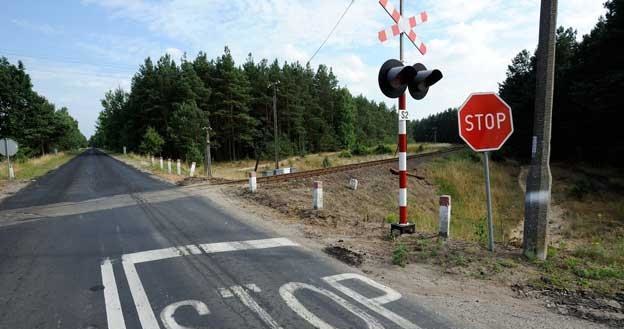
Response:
[322,156,332,168]
[372,144,393,155]
[385,213,398,224]
[350,143,369,156]
[568,178,593,200]
[392,243,408,267]
[338,150,352,158]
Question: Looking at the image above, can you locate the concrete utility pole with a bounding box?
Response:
[203,125,213,177]
[523,0,557,260]
[269,81,280,170]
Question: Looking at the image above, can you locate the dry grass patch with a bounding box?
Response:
[411,151,524,243]
[0,151,77,182]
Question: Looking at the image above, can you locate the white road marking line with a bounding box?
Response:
[218,287,234,298]
[324,273,421,329]
[123,261,161,329]
[160,300,210,329]
[101,258,127,329]
[122,238,299,329]
[279,282,385,329]
[230,285,283,329]
[199,237,298,254]
[245,283,261,292]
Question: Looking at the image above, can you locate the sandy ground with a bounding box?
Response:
[0,180,29,206]
[192,184,609,329]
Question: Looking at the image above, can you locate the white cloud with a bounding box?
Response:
[77,0,607,128]
[11,19,64,36]
[165,47,185,61]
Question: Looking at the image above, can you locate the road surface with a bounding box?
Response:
[0,149,453,329]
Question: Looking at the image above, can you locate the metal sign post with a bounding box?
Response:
[457,93,514,251]
[4,139,11,179]
[482,151,495,251]
[1,138,18,180]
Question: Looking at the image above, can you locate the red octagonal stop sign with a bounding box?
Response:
[458,92,513,152]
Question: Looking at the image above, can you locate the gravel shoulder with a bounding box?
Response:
[193,183,610,329]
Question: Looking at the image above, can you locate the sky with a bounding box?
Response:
[0,0,608,138]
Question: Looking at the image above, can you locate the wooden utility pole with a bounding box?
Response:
[269,81,280,170]
[523,0,557,260]
[203,125,212,177]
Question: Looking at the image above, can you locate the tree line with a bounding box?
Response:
[90,47,398,163]
[0,57,87,158]
[412,0,623,165]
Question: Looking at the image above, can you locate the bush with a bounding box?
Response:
[385,213,398,224]
[338,150,352,158]
[392,243,408,267]
[568,178,593,200]
[322,156,332,168]
[351,143,369,156]
[372,144,393,155]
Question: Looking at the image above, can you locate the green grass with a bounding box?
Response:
[392,243,408,267]
[411,150,524,242]
[0,151,78,182]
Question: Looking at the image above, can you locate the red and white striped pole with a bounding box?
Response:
[398,93,408,224]
[394,0,415,234]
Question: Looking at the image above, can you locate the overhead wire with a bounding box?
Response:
[306,0,355,65]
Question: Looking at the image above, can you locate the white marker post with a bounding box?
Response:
[312,181,323,210]
[249,171,257,193]
[123,146,127,155]
[159,157,163,170]
[349,178,358,190]
[439,195,451,238]
[167,159,172,174]
[176,159,181,175]
[189,162,196,177]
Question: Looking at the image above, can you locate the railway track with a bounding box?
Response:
[203,146,466,186]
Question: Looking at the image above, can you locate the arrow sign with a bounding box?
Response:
[378,0,428,55]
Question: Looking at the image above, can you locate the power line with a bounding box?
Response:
[0,49,138,72]
[306,0,355,65]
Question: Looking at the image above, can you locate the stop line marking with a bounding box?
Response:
[101,237,424,329]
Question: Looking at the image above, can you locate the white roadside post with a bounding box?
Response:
[159,157,164,170]
[167,159,172,174]
[177,159,181,175]
[439,195,451,238]
[312,181,323,210]
[54,148,58,155]
[349,178,358,190]
[123,146,127,155]
[249,171,257,193]
[189,162,196,177]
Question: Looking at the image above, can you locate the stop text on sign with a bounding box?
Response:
[463,112,508,132]
[458,92,513,152]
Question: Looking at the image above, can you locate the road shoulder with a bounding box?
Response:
[190,184,609,329]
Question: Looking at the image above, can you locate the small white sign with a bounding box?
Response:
[0,138,18,157]
[398,110,409,121]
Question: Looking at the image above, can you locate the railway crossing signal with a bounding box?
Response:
[378,59,442,99]
[378,0,428,55]
[377,0,440,236]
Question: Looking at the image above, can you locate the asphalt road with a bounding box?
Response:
[0,149,454,329]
